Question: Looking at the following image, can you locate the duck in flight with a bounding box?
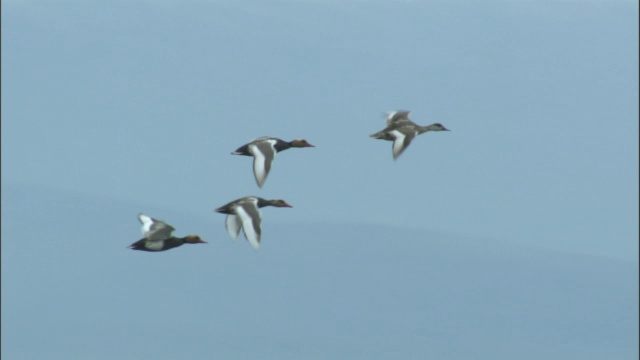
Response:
[128,213,206,252]
[214,196,292,250]
[369,111,449,160]
[231,136,314,188]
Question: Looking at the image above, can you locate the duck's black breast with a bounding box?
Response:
[160,237,185,251]
[272,139,292,152]
[255,197,271,208]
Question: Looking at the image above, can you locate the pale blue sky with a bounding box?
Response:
[2,1,638,359]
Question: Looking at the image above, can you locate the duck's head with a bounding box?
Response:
[432,123,450,131]
[290,139,315,148]
[185,235,207,244]
[270,199,293,208]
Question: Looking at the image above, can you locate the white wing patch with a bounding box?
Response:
[138,213,175,241]
[225,215,242,240]
[249,140,277,188]
[249,144,268,187]
[235,204,261,250]
[386,111,410,125]
[390,129,416,160]
[390,130,407,159]
[138,214,154,236]
[386,111,397,125]
[138,213,175,240]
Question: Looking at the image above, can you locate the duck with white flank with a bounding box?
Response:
[214,196,292,250]
[128,213,206,252]
[369,111,449,160]
[231,137,314,188]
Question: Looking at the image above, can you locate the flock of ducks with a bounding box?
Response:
[128,111,449,252]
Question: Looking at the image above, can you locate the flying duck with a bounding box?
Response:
[128,213,206,252]
[369,111,449,160]
[231,136,314,187]
[214,196,292,250]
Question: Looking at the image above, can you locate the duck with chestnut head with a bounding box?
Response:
[231,136,315,188]
[128,213,206,252]
[214,196,293,251]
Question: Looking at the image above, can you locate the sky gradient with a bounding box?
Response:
[2,1,638,359]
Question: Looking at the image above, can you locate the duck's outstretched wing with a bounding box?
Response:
[235,199,262,250]
[225,214,242,240]
[249,139,277,188]
[390,128,417,160]
[138,213,175,241]
[386,111,411,125]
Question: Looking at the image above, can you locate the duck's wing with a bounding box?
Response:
[248,139,277,188]
[234,199,262,250]
[225,214,242,240]
[253,136,276,142]
[232,137,277,155]
[386,111,411,125]
[138,213,175,241]
[389,128,417,160]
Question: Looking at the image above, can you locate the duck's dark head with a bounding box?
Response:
[290,139,315,148]
[432,123,450,131]
[270,199,293,208]
[184,235,207,244]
